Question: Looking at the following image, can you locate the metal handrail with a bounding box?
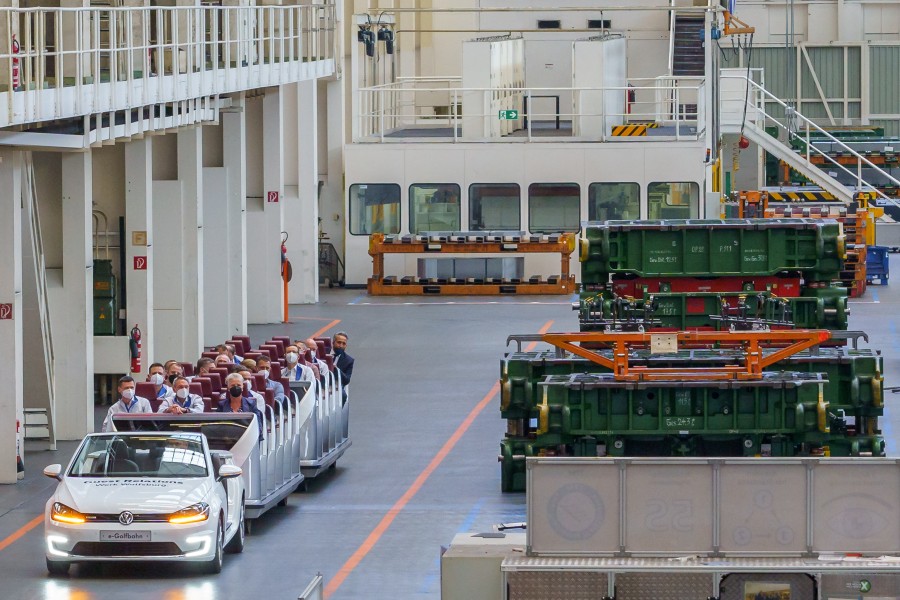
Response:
[22,152,56,450]
[723,71,900,206]
[357,81,704,142]
[0,4,337,127]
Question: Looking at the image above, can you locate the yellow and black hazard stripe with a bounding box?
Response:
[767,191,835,202]
[611,124,648,136]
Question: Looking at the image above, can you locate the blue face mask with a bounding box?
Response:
[334,348,344,356]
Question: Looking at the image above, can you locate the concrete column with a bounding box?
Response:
[202,164,230,346]
[53,151,94,439]
[248,87,285,324]
[291,78,319,303]
[178,126,204,358]
[151,178,185,362]
[319,78,346,268]
[223,99,247,336]
[125,138,154,373]
[0,149,24,483]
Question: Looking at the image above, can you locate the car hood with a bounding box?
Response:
[57,477,212,514]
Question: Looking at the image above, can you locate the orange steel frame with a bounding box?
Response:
[367,233,576,296]
[542,330,831,381]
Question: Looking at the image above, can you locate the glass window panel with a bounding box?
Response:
[349,184,401,235]
[528,183,580,233]
[588,182,640,221]
[647,182,699,219]
[410,184,461,233]
[469,183,521,231]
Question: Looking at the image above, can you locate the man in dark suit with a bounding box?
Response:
[332,332,354,403]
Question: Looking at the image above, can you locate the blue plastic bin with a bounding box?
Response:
[866,245,889,284]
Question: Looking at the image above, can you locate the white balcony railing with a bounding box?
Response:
[355,77,705,143]
[0,4,336,127]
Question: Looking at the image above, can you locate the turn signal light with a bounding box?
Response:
[51,502,86,525]
[168,503,210,525]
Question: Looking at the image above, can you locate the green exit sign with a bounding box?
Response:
[498,110,519,120]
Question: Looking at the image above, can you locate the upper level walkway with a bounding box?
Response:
[0,3,336,128]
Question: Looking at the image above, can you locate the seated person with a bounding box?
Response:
[101,376,153,432]
[158,376,205,414]
[192,357,214,380]
[146,362,174,401]
[164,360,184,386]
[217,373,264,441]
[235,366,265,412]
[281,345,316,383]
[214,353,233,367]
[256,356,287,407]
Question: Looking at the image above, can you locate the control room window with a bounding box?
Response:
[647,181,699,219]
[349,184,401,235]
[528,183,580,233]
[410,183,461,233]
[469,184,521,231]
[588,182,640,221]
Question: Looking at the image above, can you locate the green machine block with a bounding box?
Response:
[93,259,117,336]
[93,260,116,299]
[94,297,117,336]
[577,285,849,331]
[581,219,845,283]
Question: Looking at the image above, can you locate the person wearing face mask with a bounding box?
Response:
[332,332,354,405]
[147,363,175,401]
[235,366,265,412]
[217,373,264,441]
[164,360,184,387]
[331,332,354,385]
[304,338,330,379]
[281,345,315,383]
[256,356,286,407]
[101,376,152,432]
[158,376,205,414]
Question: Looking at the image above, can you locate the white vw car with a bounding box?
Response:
[43,431,246,575]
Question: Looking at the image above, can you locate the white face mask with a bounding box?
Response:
[259,369,269,380]
[286,352,298,364]
[176,388,189,400]
[244,379,252,391]
[150,373,164,386]
[121,388,135,400]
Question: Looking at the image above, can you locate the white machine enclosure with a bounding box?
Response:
[43,431,246,574]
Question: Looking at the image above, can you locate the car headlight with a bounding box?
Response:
[168,503,210,525]
[51,502,86,525]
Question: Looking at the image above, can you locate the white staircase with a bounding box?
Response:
[720,69,900,206]
[21,153,57,450]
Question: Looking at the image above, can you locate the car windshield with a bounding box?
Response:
[68,434,208,478]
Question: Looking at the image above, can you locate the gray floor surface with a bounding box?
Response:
[0,262,898,599]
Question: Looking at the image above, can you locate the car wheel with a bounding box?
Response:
[46,558,70,576]
[277,496,288,507]
[204,519,224,574]
[225,500,245,554]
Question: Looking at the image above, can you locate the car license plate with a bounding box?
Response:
[99,530,151,542]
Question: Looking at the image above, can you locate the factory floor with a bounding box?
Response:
[0,265,897,599]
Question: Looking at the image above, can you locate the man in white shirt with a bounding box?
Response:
[101,376,152,432]
[147,362,174,401]
[158,376,205,414]
[281,345,316,383]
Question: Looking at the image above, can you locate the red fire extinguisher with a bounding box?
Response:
[11,34,20,90]
[130,324,142,374]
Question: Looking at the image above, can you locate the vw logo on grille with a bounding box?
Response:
[118,511,134,526]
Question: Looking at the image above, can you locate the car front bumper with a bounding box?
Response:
[44,514,217,562]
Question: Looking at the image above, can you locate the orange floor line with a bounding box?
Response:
[310,319,342,339]
[323,319,553,598]
[0,515,43,553]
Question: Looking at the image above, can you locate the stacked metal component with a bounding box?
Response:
[500,219,885,492]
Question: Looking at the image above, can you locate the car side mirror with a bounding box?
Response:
[43,464,62,481]
[217,464,242,480]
